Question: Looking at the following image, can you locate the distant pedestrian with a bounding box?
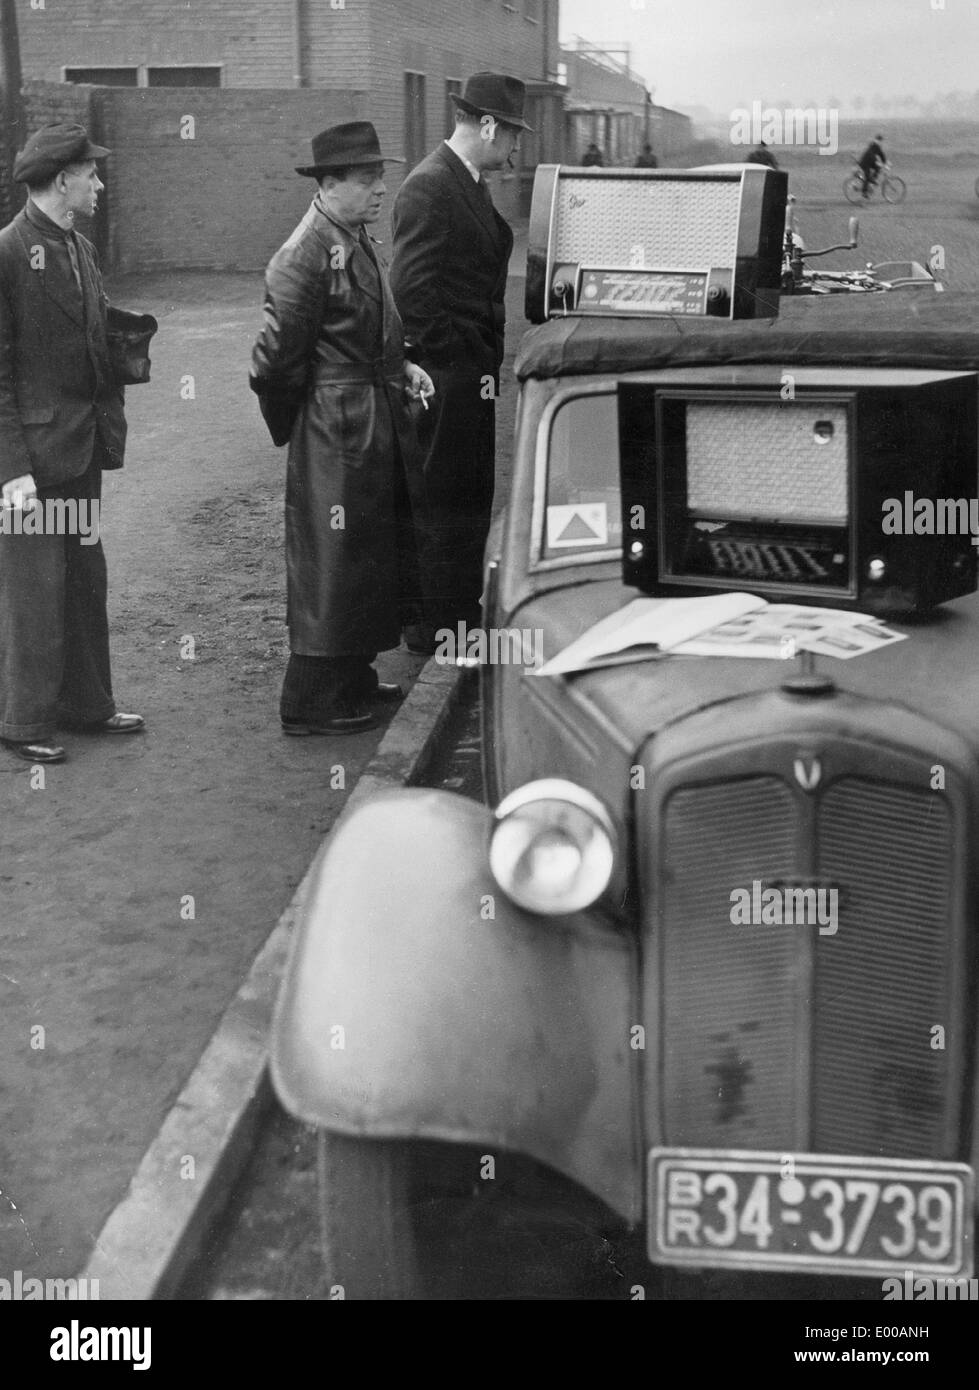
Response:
[635,143,658,168]
[251,121,434,736]
[582,142,605,167]
[746,139,779,169]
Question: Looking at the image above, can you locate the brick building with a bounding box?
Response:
[560,38,691,166]
[13,0,565,220]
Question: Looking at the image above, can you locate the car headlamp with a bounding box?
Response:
[489,779,616,916]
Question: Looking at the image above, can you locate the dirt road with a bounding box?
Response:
[0,263,525,1283]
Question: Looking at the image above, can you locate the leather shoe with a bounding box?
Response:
[403,623,437,656]
[370,682,404,703]
[282,705,379,736]
[76,712,145,734]
[1,738,67,763]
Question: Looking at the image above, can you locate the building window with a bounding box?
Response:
[524,0,541,20]
[405,72,426,168]
[64,67,138,87]
[445,79,462,137]
[147,67,222,87]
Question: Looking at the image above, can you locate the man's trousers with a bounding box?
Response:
[411,369,496,634]
[0,462,115,742]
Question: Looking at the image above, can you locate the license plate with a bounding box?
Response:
[648,1148,974,1277]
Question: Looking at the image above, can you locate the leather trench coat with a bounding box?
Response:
[252,199,417,656]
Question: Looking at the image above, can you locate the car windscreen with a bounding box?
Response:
[542,391,622,560]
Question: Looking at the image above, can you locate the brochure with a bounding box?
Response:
[534,594,907,677]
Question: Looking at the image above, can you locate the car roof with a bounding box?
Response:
[514,291,979,382]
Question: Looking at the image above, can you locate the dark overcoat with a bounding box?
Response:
[252,199,416,656]
[389,143,515,629]
[0,206,126,489]
[389,142,513,377]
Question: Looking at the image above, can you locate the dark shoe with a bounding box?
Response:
[281,704,379,736]
[403,623,437,656]
[1,738,67,764]
[370,682,404,703]
[75,712,145,735]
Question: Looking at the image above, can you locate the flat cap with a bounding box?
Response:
[13,123,111,185]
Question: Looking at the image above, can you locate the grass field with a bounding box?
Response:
[756,120,979,291]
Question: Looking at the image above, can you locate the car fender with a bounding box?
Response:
[270,787,641,1223]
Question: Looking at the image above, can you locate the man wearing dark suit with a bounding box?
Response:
[390,72,528,641]
[0,124,144,764]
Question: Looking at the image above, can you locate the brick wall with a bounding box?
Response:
[95,87,365,272]
[15,0,299,87]
[363,0,558,227]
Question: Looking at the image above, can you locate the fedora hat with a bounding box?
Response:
[450,72,532,131]
[13,122,110,185]
[295,121,404,176]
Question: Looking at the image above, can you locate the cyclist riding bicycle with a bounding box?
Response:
[857,133,887,197]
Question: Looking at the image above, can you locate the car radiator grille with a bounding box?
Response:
[658,774,955,1159]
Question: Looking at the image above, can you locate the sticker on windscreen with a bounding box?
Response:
[546,503,608,549]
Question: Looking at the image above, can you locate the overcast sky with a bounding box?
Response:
[558,0,979,113]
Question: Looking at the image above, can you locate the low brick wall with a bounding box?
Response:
[99,87,367,273]
[18,82,367,272]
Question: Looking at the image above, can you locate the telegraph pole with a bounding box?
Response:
[0,0,25,221]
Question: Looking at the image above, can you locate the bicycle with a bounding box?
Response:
[843,160,906,204]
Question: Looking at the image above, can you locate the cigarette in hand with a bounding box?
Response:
[420,395,429,411]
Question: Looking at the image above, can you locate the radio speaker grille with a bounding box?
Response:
[553,176,742,268]
[685,402,849,523]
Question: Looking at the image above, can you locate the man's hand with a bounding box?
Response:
[404,363,435,409]
[2,474,38,510]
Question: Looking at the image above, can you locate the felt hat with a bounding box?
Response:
[450,72,532,131]
[295,121,404,176]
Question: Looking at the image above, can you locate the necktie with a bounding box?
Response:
[65,231,83,293]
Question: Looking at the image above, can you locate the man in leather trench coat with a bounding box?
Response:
[251,122,433,736]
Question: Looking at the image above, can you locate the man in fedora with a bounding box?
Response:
[390,72,528,644]
[251,121,434,736]
[0,123,146,764]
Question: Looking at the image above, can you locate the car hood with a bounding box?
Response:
[514,577,979,754]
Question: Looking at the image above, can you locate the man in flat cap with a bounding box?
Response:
[390,73,528,646]
[251,121,434,735]
[0,123,145,764]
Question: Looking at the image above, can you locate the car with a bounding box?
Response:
[270,174,979,1300]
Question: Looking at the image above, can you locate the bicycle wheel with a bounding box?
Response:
[882,175,906,204]
[844,175,865,204]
